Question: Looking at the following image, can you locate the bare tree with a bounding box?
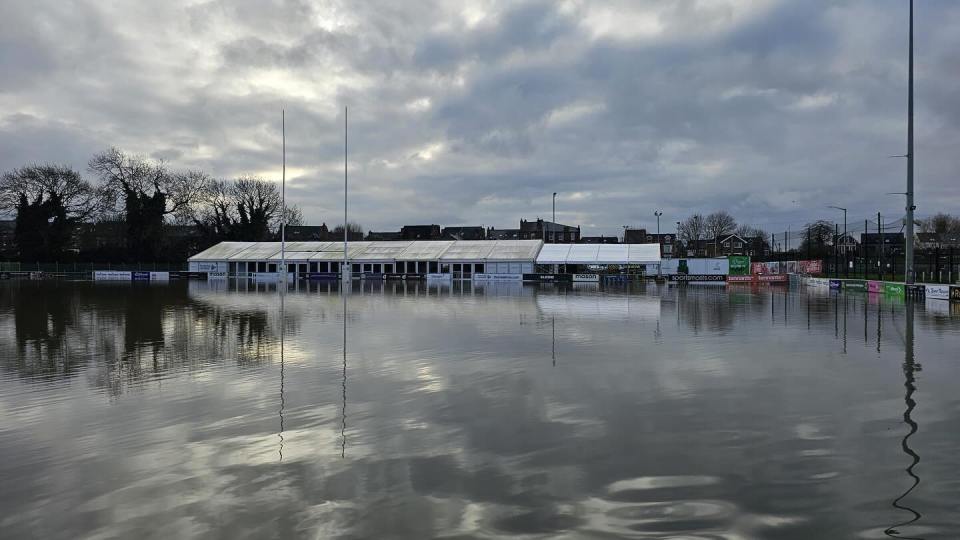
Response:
[89,148,210,260]
[0,164,100,260]
[919,213,960,235]
[706,211,737,241]
[735,224,766,240]
[333,222,364,241]
[678,214,707,245]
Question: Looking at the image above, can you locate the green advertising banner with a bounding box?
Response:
[728,256,750,276]
[883,282,905,297]
[843,279,866,291]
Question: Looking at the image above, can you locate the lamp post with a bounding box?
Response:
[828,206,847,277]
[654,211,662,277]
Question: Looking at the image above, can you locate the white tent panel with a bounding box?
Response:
[396,241,455,260]
[354,241,414,261]
[566,244,600,263]
[227,243,282,260]
[486,240,542,261]
[266,251,317,261]
[440,241,497,261]
[596,244,629,264]
[535,244,571,264]
[189,242,256,261]
[627,244,662,264]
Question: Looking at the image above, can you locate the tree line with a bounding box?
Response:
[676,211,768,249]
[0,148,303,262]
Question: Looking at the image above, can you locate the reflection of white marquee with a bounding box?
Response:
[473,273,522,282]
[534,294,660,320]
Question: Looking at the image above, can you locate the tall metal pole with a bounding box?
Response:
[281,109,286,285]
[343,107,348,282]
[654,211,662,277]
[843,208,847,277]
[905,0,915,284]
[552,192,556,224]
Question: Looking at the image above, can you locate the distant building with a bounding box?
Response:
[442,226,486,240]
[285,224,330,241]
[77,220,127,252]
[836,233,858,256]
[717,234,749,256]
[486,227,520,240]
[916,232,940,249]
[401,224,442,240]
[861,232,905,257]
[624,228,677,257]
[519,219,580,243]
[745,236,770,258]
[366,230,402,241]
[622,228,648,244]
[579,236,619,244]
[0,220,15,259]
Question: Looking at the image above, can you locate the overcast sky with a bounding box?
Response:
[1,0,957,236]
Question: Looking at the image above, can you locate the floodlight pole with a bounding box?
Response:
[905,0,916,284]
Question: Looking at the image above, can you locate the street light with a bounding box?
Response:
[654,211,663,277]
[827,205,847,277]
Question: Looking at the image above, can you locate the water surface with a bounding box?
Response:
[1,280,959,539]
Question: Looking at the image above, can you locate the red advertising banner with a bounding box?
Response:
[727,275,755,282]
[798,260,823,274]
[751,262,767,275]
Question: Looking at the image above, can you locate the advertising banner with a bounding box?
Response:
[728,256,750,276]
[843,280,866,291]
[572,274,600,282]
[426,273,452,280]
[131,271,151,281]
[923,285,950,300]
[798,260,823,274]
[758,274,788,283]
[951,286,960,301]
[750,262,766,275]
[306,272,339,280]
[829,279,842,289]
[727,275,755,282]
[807,277,830,287]
[661,259,729,276]
[94,270,132,281]
[473,273,523,282]
[149,272,169,281]
[867,280,883,293]
[207,271,228,280]
[670,274,727,282]
[883,283,905,297]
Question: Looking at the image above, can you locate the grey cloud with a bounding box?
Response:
[1,0,958,235]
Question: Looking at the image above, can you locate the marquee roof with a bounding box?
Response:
[535,243,661,264]
[189,240,545,262]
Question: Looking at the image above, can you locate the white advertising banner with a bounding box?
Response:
[806,277,830,287]
[473,273,522,282]
[149,272,170,281]
[659,258,729,276]
[94,271,132,281]
[572,274,600,282]
[925,284,950,301]
[426,273,452,280]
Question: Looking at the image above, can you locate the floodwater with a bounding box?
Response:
[1,280,959,540]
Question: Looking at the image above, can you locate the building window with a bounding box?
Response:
[734,242,742,248]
